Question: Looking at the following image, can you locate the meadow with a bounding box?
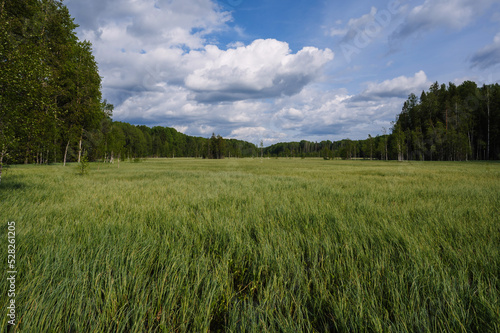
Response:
[1,158,499,332]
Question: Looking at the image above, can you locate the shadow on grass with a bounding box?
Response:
[0,180,27,190]
[0,173,29,191]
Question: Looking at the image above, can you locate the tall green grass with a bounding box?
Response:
[1,159,499,332]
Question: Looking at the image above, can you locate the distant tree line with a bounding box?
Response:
[262,136,390,160]
[265,81,500,161]
[84,121,258,161]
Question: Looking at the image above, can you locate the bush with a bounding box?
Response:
[77,154,89,175]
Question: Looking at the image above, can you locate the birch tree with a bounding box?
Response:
[0,0,51,181]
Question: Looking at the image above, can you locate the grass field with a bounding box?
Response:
[1,158,499,332]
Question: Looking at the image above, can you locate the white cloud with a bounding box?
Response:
[327,7,379,41]
[172,125,189,133]
[114,84,273,138]
[329,2,408,41]
[226,41,245,48]
[270,85,401,141]
[328,28,348,37]
[229,127,287,145]
[70,0,231,45]
[392,0,497,40]
[345,7,379,39]
[184,39,334,102]
[329,3,409,63]
[68,0,334,106]
[67,0,233,105]
[260,72,433,142]
[66,0,335,144]
[470,32,500,69]
[111,64,426,144]
[354,70,431,101]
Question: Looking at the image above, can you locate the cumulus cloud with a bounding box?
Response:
[470,33,500,69]
[67,0,233,106]
[69,0,230,45]
[353,70,430,101]
[392,0,497,41]
[67,0,334,107]
[258,72,431,142]
[269,85,403,142]
[114,83,274,138]
[184,40,334,102]
[114,69,420,144]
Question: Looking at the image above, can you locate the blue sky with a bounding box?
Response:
[66,0,500,145]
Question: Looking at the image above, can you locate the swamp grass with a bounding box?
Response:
[0,158,499,332]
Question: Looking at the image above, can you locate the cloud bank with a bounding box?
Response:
[65,0,498,145]
[66,0,338,143]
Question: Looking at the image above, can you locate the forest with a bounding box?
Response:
[1,0,499,177]
[392,82,500,161]
[85,122,258,161]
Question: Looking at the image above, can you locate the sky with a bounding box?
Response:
[65,0,500,145]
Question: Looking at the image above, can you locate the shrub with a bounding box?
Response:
[77,154,89,175]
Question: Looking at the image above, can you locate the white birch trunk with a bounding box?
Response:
[78,133,83,163]
[63,140,70,166]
